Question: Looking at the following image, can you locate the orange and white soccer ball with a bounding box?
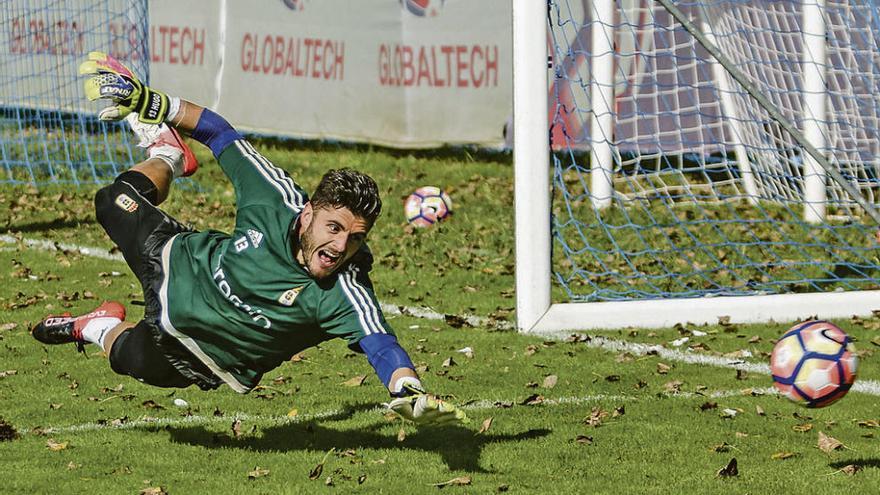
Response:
[770,320,857,408]
[404,186,452,228]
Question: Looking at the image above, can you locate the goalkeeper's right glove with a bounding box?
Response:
[79,51,170,124]
[385,382,469,426]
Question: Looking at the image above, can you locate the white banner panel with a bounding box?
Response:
[149,0,512,148]
[148,0,221,110]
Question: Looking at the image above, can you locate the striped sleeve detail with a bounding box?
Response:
[338,266,386,336]
[234,140,305,212]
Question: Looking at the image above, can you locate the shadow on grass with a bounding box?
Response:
[166,402,550,472]
[5,218,96,234]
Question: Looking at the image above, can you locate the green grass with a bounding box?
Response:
[1,139,880,493]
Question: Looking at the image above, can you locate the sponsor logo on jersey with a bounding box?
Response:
[234,236,249,253]
[213,266,272,329]
[247,229,264,249]
[114,193,138,213]
[278,286,303,306]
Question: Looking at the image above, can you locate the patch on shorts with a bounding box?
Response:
[278,287,303,306]
[114,193,138,213]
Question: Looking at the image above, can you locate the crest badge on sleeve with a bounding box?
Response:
[278,287,303,306]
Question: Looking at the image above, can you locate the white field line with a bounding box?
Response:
[21,387,778,436]
[0,234,124,262]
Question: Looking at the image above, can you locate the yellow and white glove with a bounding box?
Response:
[79,51,169,124]
[386,382,468,426]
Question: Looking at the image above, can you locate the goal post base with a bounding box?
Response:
[520,291,880,334]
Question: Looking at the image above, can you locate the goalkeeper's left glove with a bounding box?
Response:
[385,381,469,426]
[78,51,169,124]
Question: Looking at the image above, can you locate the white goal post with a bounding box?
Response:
[513,0,880,333]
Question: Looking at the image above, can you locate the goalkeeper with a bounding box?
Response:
[31,51,465,426]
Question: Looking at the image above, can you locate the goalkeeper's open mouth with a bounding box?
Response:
[317,249,341,270]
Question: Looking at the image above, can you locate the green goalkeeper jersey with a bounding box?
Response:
[156,139,393,393]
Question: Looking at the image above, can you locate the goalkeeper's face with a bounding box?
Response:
[298,203,370,279]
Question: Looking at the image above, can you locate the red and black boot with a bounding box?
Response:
[31,301,125,352]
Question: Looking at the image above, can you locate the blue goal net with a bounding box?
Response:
[548,0,880,303]
[0,0,148,186]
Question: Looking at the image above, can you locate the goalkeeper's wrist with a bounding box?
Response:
[135,86,170,124]
[389,376,424,397]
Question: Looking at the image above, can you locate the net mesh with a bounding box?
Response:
[548,0,880,302]
[0,0,148,185]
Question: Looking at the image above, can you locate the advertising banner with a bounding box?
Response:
[150,0,512,148]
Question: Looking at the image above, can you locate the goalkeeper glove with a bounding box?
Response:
[386,382,469,426]
[79,51,169,124]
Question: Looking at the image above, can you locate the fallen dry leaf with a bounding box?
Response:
[793,423,813,433]
[431,476,472,487]
[444,314,470,328]
[442,357,456,368]
[840,464,861,476]
[141,400,165,410]
[616,352,635,362]
[476,417,493,435]
[657,362,672,374]
[397,428,406,442]
[248,467,270,479]
[771,451,797,460]
[519,394,544,406]
[309,448,336,480]
[343,375,366,387]
[716,458,738,478]
[232,419,243,438]
[818,431,844,454]
[756,405,765,416]
[700,401,718,411]
[584,407,608,427]
[139,488,168,495]
[663,380,683,393]
[542,375,558,389]
[46,439,68,451]
[576,435,593,445]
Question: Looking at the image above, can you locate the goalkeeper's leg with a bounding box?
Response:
[125,114,198,204]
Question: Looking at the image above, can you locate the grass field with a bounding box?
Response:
[1,140,880,494]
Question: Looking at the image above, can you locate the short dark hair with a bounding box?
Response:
[310,168,382,225]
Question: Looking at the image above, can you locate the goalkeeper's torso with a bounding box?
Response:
[156,140,391,393]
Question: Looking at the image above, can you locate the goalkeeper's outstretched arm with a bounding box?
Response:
[359,333,468,426]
